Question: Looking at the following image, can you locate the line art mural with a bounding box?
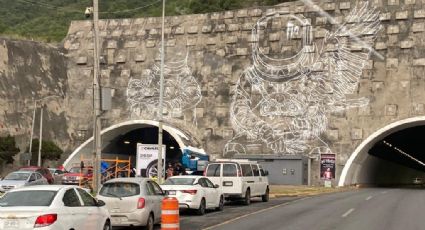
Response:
[126,52,202,124]
[224,3,381,156]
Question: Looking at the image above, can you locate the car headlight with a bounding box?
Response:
[75,176,81,180]
[62,176,67,180]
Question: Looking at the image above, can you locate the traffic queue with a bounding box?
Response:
[0,159,270,230]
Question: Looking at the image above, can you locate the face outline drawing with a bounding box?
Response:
[251,13,316,83]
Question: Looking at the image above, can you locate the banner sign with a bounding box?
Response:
[320,154,336,180]
[136,144,166,178]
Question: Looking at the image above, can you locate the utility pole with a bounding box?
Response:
[157,0,166,184]
[28,101,36,166]
[37,107,43,167]
[92,0,102,193]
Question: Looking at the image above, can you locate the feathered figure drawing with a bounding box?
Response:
[225,3,381,156]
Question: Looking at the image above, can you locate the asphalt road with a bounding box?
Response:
[114,196,300,230]
[207,188,425,230]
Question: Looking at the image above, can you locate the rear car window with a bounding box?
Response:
[99,182,140,198]
[0,191,56,207]
[63,189,81,207]
[77,188,97,206]
[163,178,195,185]
[241,164,253,177]
[206,164,221,177]
[223,164,237,177]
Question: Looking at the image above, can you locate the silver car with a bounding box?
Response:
[49,168,66,184]
[0,171,48,192]
[97,177,165,230]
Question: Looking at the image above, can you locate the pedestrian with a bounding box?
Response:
[130,167,136,177]
[174,163,186,176]
[166,163,174,179]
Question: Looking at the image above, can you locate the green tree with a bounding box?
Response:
[0,21,8,34]
[0,136,20,164]
[28,139,63,165]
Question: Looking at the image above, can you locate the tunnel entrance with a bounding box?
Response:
[358,126,425,186]
[63,120,199,171]
[102,126,181,164]
[339,117,425,186]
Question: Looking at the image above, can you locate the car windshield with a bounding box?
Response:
[68,167,91,174]
[0,191,56,207]
[99,182,140,198]
[163,178,195,185]
[4,172,30,181]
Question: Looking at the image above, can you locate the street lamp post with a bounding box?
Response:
[28,95,61,167]
[92,0,102,193]
[157,0,166,184]
[37,107,43,167]
[28,101,36,166]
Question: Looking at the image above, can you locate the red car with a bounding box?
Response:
[19,166,54,184]
[62,166,93,185]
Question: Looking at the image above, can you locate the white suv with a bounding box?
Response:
[204,159,269,205]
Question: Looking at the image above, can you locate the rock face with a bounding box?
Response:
[0,38,69,154]
[2,0,425,184]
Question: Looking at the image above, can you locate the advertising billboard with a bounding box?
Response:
[320,154,336,180]
[136,143,166,178]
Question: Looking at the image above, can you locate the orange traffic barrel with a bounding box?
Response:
[161,197,180,230]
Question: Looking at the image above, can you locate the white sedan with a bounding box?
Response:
[0,185,111,230]
[160,175,224,215]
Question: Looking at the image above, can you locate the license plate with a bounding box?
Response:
[4,220,19,229]
[111,217,123,224]
[168,190,176,195]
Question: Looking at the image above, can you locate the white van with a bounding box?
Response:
[204,159,269,205]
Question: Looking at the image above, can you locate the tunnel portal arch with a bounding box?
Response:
[338,116,425,186]
[63,120,199,169]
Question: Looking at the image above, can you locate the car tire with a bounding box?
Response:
[143,213,154,230]
[103,220,111,230]
[243,189,251,205]
[262,187,270,202]
[145,159,166,178]
[196,198,206,215]
[216,195,224,211]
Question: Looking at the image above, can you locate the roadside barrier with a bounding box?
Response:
[161,197,179,230]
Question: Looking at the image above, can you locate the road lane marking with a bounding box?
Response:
[202,197,311,230]
[341,208,355,218]
[365,196,372,201]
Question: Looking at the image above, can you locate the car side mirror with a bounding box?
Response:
[97,200,106,207]
[214,184,219,189]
